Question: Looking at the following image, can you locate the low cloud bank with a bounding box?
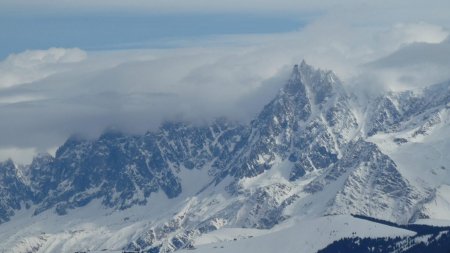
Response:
[0,20,449,164]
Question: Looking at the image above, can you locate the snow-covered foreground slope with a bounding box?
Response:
[180,215,415,253]
[1,61,450,252]
[0,166,232,253]
[0,197,176,252]
[0,207,417,253]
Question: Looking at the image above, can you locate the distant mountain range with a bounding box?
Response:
[1,61,450,253]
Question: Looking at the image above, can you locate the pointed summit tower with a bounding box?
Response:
[282,62,309,101]
[299,59,313,72]
[226,61,357,179]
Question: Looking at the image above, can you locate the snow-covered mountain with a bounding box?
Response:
[1,61,450,253]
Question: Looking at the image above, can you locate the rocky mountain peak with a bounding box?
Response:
[283,61,344,107]
[0,159,15,176]
[0,159,31,223]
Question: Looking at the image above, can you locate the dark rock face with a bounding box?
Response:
[367,80,450,136]
[0,160,31,223]
[303,140,420,223]
[28,119,246,216]
[1,118,248,219]
[32,132,178,215]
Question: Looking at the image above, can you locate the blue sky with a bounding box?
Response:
[2,0,449,60]
[0,12,311,59]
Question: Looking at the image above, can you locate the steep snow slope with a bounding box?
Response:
[368,83,450,220]
[0,173,223,253]
[419,185,450,220]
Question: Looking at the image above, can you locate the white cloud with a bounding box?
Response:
[0,147,37,165]
[1,5,450,164]
[377,22,448,47]
[0,47,296,159]
[0,48,87,89]
[363,39,450,91]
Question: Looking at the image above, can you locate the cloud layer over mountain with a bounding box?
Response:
[0,3,450,163]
